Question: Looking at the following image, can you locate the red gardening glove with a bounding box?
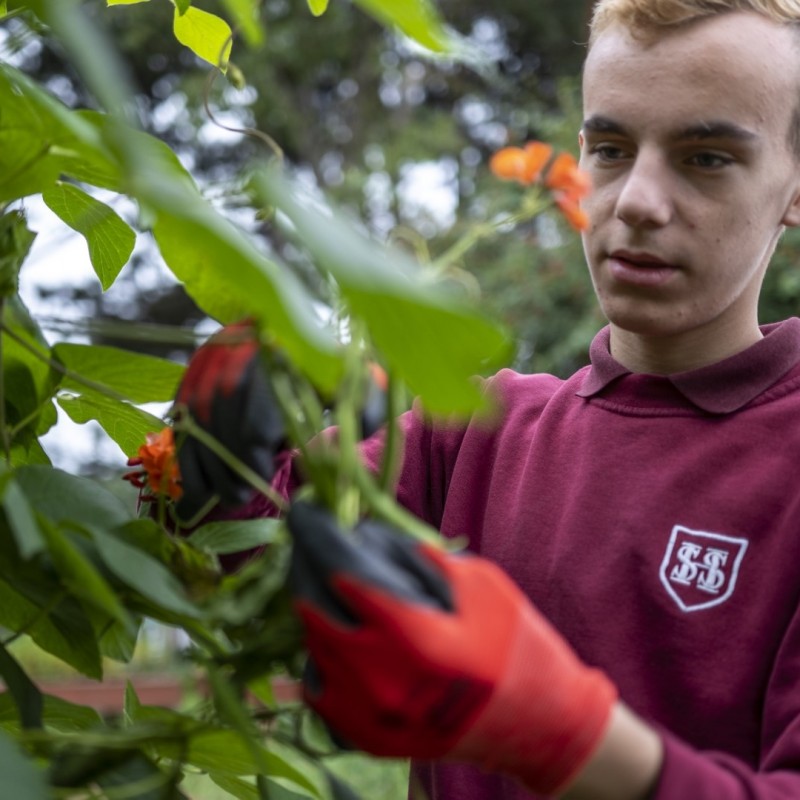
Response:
[173,322,287,520]
[287,501,617,796]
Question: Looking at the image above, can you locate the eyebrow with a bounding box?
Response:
[582,115,759,143]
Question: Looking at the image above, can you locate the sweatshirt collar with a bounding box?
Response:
[577,318,800,414]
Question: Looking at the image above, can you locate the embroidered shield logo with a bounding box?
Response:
[659,525,749,613]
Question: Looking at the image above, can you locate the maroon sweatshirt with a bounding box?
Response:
[248,318,800,798]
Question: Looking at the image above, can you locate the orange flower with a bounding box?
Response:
[545,152,592,231]
[545,152,592,199]
[553,194,590,232]
[368,361,388,392]
[490,142,553,185]
[123,427,183,501]
[490,142,592,230]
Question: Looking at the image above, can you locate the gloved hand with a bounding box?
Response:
[287,501,618,796]
[173,321,389,520]
[173,322,287,520]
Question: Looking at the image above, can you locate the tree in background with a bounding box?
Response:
[9,0,597,381]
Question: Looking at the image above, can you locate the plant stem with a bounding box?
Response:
[33,315,201,347]
[333,333,364,528]
[0,8,27,22]
[171,493,219,531]
[378,370,404,494]
[430,192,549,272]
[0,298,9,464]
[180,619,229,658]
[7,401,50,440]
[353,464,442,546]
[269,370,334,512]
[173,414,288,513]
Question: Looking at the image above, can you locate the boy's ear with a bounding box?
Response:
[781,179,800,227]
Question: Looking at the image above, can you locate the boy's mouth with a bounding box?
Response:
[610,250,676,269]
[607,250,680,287]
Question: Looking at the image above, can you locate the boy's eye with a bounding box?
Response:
[589,144,627,162]
[686,152,733,169]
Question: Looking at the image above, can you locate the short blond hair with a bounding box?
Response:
[590,0,800,44]
[587,0,800,155]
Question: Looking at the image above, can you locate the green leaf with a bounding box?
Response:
[97,752,176,799]
[91,118,344,394]
[0,65,118,202]
[186,730,321,796]
[89,524,200,618]
[6,295,49,350]
[123,680,141,726]
[325,770,364,800]
[0,131,59,205]
[0,211,36,298]
[107,0,151,4]
[0,641,42,729]
[306,0,329,17]
[0,728,48,799]
[174,0,190,12]
[39,520,133,632]
[252,168,513,416]
[2,302,60,437]
[1,478,45,559]
[0,691,102,733]
[152,210,343,393]
[54,343,184,403]
[57,392,165,458]
[97,615,140,663]
[42,183,136,290]
[212,774,315,800]
[187,519,280,555]
[353,0,452,52]
[220,0,263,46]
[14,466,130,529]
[0,300,56,454]
[124,682,204,735]
[58,111,125,191]
[173,5,233,69]
[34,400,58,438]
[0,581,102,679]
[8,438,51,468]
[49,745,150,790]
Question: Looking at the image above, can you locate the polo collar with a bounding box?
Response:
[576,318,800,414]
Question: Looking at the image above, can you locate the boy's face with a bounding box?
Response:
[579,12,800,358]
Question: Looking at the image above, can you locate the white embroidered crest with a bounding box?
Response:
[659,525,749,613]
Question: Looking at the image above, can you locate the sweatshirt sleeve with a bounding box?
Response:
[359,404,472,532]
[652,733,800,799]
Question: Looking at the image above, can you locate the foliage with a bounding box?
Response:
[0,0,594,798]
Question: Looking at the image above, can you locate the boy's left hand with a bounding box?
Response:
[287,502,618,796]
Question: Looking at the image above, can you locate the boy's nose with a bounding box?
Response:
[614,152,673,229]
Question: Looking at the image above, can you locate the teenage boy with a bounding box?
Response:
[174,1,800,797]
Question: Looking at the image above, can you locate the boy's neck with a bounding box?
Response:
[609,320,764,376]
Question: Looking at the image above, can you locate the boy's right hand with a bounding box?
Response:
[173,322,287,520]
